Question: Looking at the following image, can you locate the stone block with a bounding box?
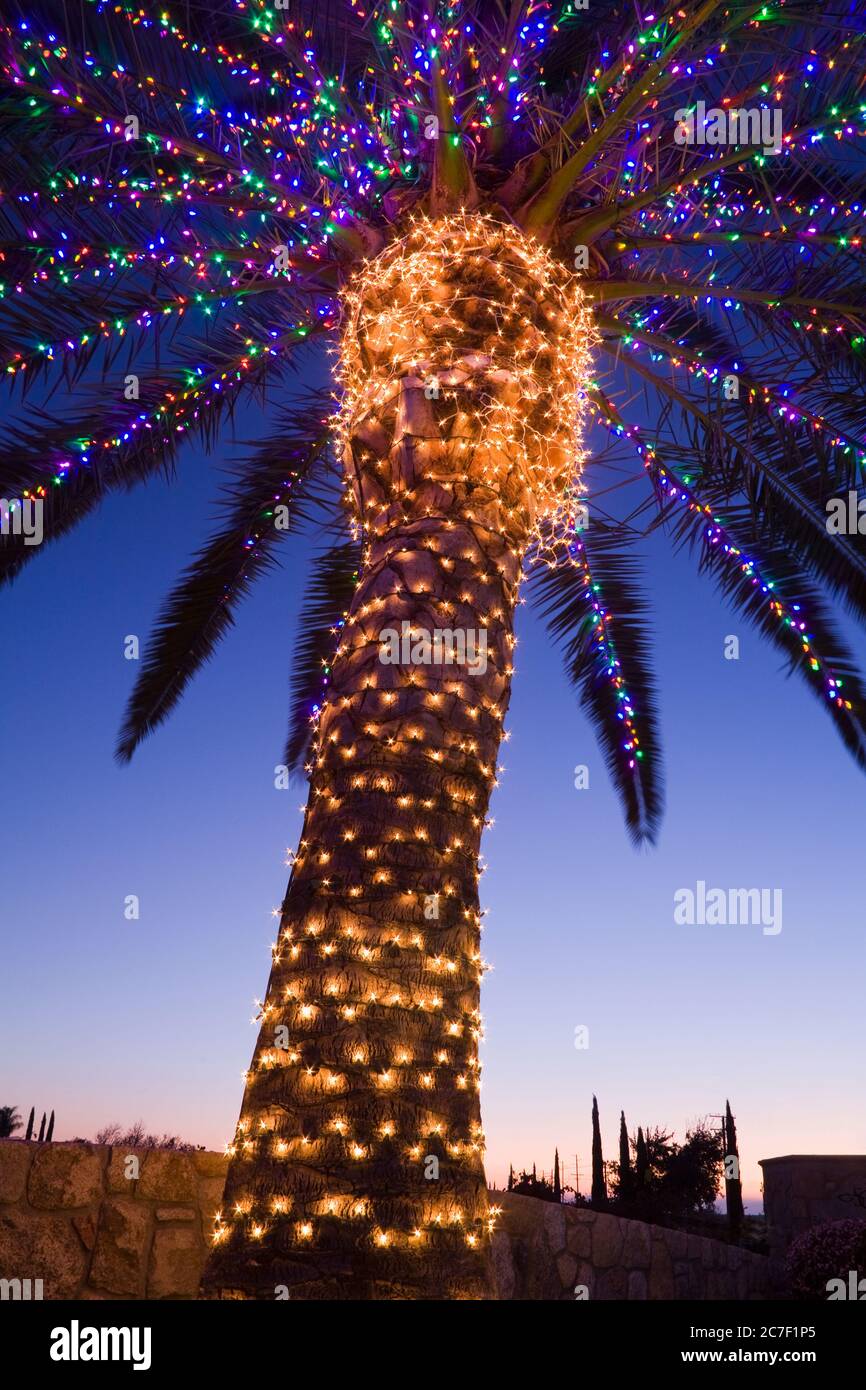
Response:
[591,1215,624,1268]
[496,1191,544,1238]
[685,1261,706,1298]
[555,1250,577,1293]
[72,1212,97,1251]
[0,1208,87,1299]
[565,1213,592,1257]
[0,1141,34,1203]
[107,1148,146,1193]
[648,1238,674,1299]
[686,1234,704,1261]
[156,1205,196,1222]
[664,1229,688,1260]
[137,1151,196,1203]
[490,1229,515,1300]
[147,1226,203,1298]
[193,1150,230,1179]
[543,1202,566,1253]
[700,1238,717,1269]
[89,1199,151,1297]
[622,1219,651,1268]
[27,1144,103,1210]
[197,1177,226,1237]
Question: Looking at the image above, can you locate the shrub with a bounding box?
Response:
[93,1122,197,1152]
[785,1220,866,1300]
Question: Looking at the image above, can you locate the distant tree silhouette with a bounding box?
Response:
[507,1164,514,1193]
[0,1106,22,1138]
[46,1111,55,1143]
[635,1126,649,1194]
[510,1168,558,1204]
[613,1121,722,1225]
[591,1095,606,1207]
[618,1110,634,1205]
[24,1107,35,1142]
[553,1149,562,1203]
[724,1100,745,1238]
[37,1113,46,1143]
[662,1126,723,1217]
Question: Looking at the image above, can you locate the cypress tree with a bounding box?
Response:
[37,1112,46,1143]
[591,1095,606,1206]
[46,1110,55,1143]
[507,1164,514,1192]
[724,1099,745,1238]
[553,1148,562,1203]
[635,1125,649,1191]
[619,1110,634,1204]
[25,1107,34,1142]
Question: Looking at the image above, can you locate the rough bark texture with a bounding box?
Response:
[203,217,584,1300]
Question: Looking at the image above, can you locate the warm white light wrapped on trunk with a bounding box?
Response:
[337,212,596,553]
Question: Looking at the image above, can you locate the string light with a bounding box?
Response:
[336,212,596,554]
[205,211,599,1295]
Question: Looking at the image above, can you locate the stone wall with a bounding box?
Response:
[0,1140,228,1299]
[490,1192,769,1300]
[0,1142,769,1300]
[760,1154,866,1275]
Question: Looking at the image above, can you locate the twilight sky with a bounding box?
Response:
[3,366,865,1211]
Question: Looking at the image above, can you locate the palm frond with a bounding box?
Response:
[658,480,866,771]
[527,520,664,845]
[115,394,335,762]
[591,385,866,775]
[284,537,365,778]
[0,353,295,587]
[598,336,866,630]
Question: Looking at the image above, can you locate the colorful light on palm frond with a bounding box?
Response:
[1,0,864,786]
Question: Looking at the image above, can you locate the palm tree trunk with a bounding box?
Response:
[203,215,589,1300]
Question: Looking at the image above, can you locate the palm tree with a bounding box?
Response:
[0,1107,22,1139]
[2,0,865,1299]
